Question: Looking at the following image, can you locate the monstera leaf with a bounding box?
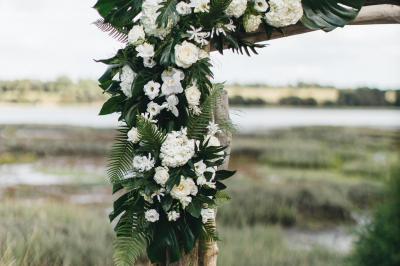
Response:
[301,0,365,32]
[94,0,143,28]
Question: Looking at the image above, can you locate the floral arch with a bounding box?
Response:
[93,0,399,265]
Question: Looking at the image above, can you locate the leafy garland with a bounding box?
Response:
[94,0,364,264]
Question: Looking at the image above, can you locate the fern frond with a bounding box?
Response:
[107,126,135,183]
[94,19,128,43]
[187,84,224,139]
[113,210,148,266]
[136,116,167,153]
[200,220,219,245]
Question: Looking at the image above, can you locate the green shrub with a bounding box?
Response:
[349,167,400,266]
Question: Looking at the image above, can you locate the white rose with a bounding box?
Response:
[144,81,161,100]
[244,14,262,32]
[174,41,200,69]
[127,127,140,143]
[167,211,181,221]
[186,178,198,196]
[185,83,201,106]
[201,208,215,224]
[254,0,268,12]
[145,209,160,222]
[225,0,248,18]
[147,101,162,117]
[154,166,169,186]
[128,25,145,45]
[176,1,192,15]
[265,0,303,28]
[136,42,155,58]
[171,177,193,199]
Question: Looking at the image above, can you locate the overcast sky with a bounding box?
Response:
[0,0,399,88]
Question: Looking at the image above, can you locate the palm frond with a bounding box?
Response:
[94,19,128,43]
[136,116,167,153]
[200,220,219,244]
[107,126,135,183]
[113,210,148,266]
[187,84,224,139]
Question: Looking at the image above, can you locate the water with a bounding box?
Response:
[0,105,399,132]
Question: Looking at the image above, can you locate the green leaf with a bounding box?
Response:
[187,198,203,218]
[215,170,236,181]
[156,0,179,28]
[94,0,143,28]
[301,0,365,32]
[147,220,181,263]
[136,115,167,153]
[99,95,125,115]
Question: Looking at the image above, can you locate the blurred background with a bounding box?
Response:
[0,1,400,265]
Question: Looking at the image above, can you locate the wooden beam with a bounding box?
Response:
[211,4,400,51]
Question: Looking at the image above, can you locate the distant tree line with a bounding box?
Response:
[229,87,400,107]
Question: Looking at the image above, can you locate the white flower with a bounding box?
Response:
[199,49,209,59]
[254,0,269,12]
[225,0,248,18]
[206,135,221,147]
[136,42,155,58]
[190,0,210,13]
[154,166,170,186]
[171,177,198,207]
[176,1,192,15]
[196,175,207,186]
[244,14,262,32]
[201,208,215,224]
[127,127,140,143]
[180,196,192,208]
[185,83,201,107]
[147,101,162,118]
[167,211,181,221]
[120,65,136,98]
[187,26,210,46]
[141,112,158,123]
[211,20,236,37]
[160,129,195,167]
[162,95,180,117]
[174,41,200,69]
[143,57,156,68]
[207,121,221,135]
[128,25,145,45]
[161,68,185,96]
[133,153,155,172]
[144,81,161,100]
[151,188,166,202]
[194,160,207,176]
[141,0,174,38]
[265,0,303,28]
[145,209,159,222]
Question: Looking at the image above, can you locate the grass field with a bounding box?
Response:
[0,125,398,265]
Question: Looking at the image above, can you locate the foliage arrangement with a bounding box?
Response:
[94,0,364,264]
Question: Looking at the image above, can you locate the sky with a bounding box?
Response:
[0,0,399,89]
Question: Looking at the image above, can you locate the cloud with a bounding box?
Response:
[0,1,399,88]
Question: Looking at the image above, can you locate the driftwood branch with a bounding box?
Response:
[211,3,400,51]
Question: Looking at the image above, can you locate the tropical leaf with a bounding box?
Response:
[94,19,128,42]
[107,126,135,183]
[301,0,365,32]
[187,84,224,139]
[94,0,143,28]
[156,0,179,28]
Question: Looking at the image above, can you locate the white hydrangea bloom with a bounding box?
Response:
[225,0,248,18]
[176,1,192,15]
[133,153,155,172]
[244,14,262,32]
[174,41,200,69]
[201,208,215,224]
[120,65,136,98]
[194,160,207,176]
[160,129,195,167]
[154,166,169,186]
[167,210,181,221]
[127,127,140,143]
[254,0,269,12]
[185,83,201,107]
[265,0,303,28]
[162,95,180,117]
[144,80,161,100]
[161,68,185,96]
[128,25,145,45]
[190,0,210,13]
[147,101,162,118]
[136,42,155,58]
[141,0,174,38]
[145,209,160,222]
[143,57,156,68]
